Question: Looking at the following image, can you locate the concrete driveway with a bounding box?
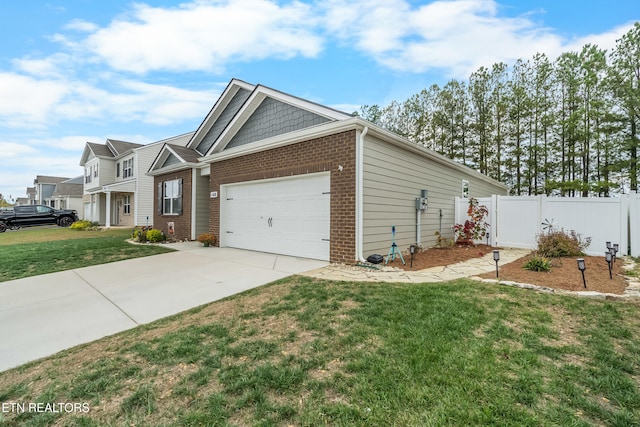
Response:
[0,243,327,373]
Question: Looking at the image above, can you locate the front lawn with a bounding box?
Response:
[1,277,639,426]
[0,227,175,282]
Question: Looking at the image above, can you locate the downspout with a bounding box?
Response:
[191,168,197,241]
[356,126,368,262]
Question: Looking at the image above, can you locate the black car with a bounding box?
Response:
[0,205,79,231]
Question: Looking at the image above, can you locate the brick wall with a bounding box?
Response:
[153,169,192,241]
[210,130,357,263]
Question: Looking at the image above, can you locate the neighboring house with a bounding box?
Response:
[148,79,509,263]
[33,176,70,207]
[25,187,36,205]
[79,134,194,227]
[14,197,30,206]
[51,176,84,212]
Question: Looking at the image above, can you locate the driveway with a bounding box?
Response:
[0,243,327,373]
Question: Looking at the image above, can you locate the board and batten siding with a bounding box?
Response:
[194,171,210,238]
[361,136,507,257]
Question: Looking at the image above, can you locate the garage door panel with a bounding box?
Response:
[221,173,330,260]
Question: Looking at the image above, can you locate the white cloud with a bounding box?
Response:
[83,0,324,73]
[0,67,216,128]
[0,142,37,158]
[319,0,632,78]
[65,19,99,33]
[0,72,69,127]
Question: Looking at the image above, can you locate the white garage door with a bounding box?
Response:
[221,173,330,260]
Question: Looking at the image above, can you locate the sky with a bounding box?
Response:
[0,0,637,202]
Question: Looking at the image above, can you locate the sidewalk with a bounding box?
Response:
[302,248,532,282]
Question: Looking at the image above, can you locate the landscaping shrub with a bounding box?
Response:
[145,229,165,243]
[536,229,591,258]
[70,220,100,231]
[197,233,217,246]
[524,255,552,272]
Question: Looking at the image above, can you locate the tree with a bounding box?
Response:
[610,22,640,192]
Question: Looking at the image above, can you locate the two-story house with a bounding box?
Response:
[79,133,194,227]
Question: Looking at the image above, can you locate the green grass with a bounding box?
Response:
[1,277,639,426]
[0,227,174,282]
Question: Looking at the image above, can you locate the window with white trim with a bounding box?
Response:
[85,166,92,183]
[160,179,182,215]
[123,195,131,214]
[123,158,134,178]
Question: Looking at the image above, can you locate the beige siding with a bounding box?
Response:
[362,136,507,257]
[135,145,162,226]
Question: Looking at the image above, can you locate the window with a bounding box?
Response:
[123,158,134,178]
[123,195,131,214]
[160,179,182,215]
[462,180,469,198]
[85,166,92,184]
[94,166,98,178]
[116,163,120,178]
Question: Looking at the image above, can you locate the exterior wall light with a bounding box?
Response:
[577,258,586,288]
[493,250,500,278]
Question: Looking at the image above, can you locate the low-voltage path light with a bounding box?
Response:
[613,243,619,262]
[577,258,587,288]
[605,251,613,280]
[493,250,500,278]
[409,245,416,268]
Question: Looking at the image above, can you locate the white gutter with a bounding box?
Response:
[356,126,368,263]
[191,168,197,241]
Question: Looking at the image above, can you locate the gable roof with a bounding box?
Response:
[148,143,202,175]
[34,175,70,184]
[106,139,144,156]
[79,139,142,166]
[204,84,351,156]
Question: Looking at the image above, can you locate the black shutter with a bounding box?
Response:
[177,178,183,215]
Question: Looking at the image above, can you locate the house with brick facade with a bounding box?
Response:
[148,79,508,263]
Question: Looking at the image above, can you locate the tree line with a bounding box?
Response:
[359,22,640,197]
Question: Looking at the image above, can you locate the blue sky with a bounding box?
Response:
[0,0,637,202]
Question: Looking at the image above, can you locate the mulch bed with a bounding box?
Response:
[385,244,629,295]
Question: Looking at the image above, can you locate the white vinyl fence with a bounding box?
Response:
[455,194,640,257]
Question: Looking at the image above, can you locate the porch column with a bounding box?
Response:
[105,191,111,228]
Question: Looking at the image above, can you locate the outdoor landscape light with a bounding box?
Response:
[613,243,619,261]
[577,258,587,288]
[606,241,612,250]
[410,245,416,268]
[605,251,613,279]
[493,250,500,278]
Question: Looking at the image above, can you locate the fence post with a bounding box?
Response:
[629,192,639,256]
[490,194,498,247]
[621,194,629,256]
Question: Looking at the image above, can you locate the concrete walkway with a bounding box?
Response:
[0,243,327,373]
[302,248,532,282]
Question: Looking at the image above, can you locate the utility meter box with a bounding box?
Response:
[415,189,428,212]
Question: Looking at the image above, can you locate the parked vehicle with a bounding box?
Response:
[0,205,79,232]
